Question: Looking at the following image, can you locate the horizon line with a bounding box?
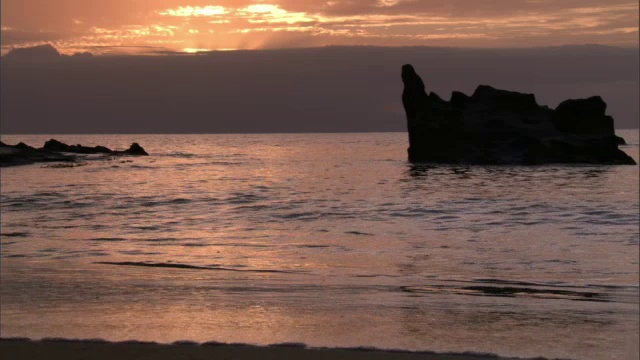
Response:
[3,43,639,58]
[1,128,638,136]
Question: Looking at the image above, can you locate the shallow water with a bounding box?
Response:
[1,131,638,359]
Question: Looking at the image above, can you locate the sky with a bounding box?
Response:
[2,0,639,55]
[1,2,638,133]
[1,46,638,133]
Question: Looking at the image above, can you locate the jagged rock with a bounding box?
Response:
[117,143,149,156]
[553,96,617,136]
[0,141,75,167]
[401,64,636,165]
[14,142,37,151]
[42,139,113,154]
[0,139,149,167]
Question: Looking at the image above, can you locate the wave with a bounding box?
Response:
[400,284,609,302]
[95,261,303,274]
[344,231,374,236]
[0,231,30,237]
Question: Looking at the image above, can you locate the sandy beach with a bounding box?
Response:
[0,338,535,360]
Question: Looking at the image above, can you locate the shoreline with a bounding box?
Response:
[0,338,544,360]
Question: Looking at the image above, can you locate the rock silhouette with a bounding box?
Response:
[0,139,148,167]
[401,64,635,165]
[43,139,113,154]
[121,143,148,156]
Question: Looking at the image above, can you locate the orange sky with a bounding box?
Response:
[2,0,638,55]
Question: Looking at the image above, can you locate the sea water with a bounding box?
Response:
[1,131,638,359]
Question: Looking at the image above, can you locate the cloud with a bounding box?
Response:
[1,28,68,46]
[376,0,402,7]
[157,6,228,17]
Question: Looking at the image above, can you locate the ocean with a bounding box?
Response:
[1,131,638,359]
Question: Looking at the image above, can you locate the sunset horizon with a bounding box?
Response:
[2,0,638,56]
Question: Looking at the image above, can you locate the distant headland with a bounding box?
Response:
[402,64,636,165]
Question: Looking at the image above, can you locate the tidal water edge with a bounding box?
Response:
[1,131,638,359]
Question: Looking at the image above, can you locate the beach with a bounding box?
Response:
[0,339,528,360]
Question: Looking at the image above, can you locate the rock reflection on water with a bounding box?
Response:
[1,132,638,360]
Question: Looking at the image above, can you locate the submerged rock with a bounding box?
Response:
[0,139,149,167]
[116,143,149,156]
[0,142,75,167]
[401,64,636,165]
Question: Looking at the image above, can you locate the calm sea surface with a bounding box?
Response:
[1,131,638,359]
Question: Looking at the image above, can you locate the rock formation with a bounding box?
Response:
[0,139,148,167]
[401,64,635,165]
[43,139,113,154]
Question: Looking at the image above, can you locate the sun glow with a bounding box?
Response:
[182,48,210,53]
[182,47,237,53]
[158,3,315,24]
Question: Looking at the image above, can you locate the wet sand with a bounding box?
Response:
[0,338,534,360]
